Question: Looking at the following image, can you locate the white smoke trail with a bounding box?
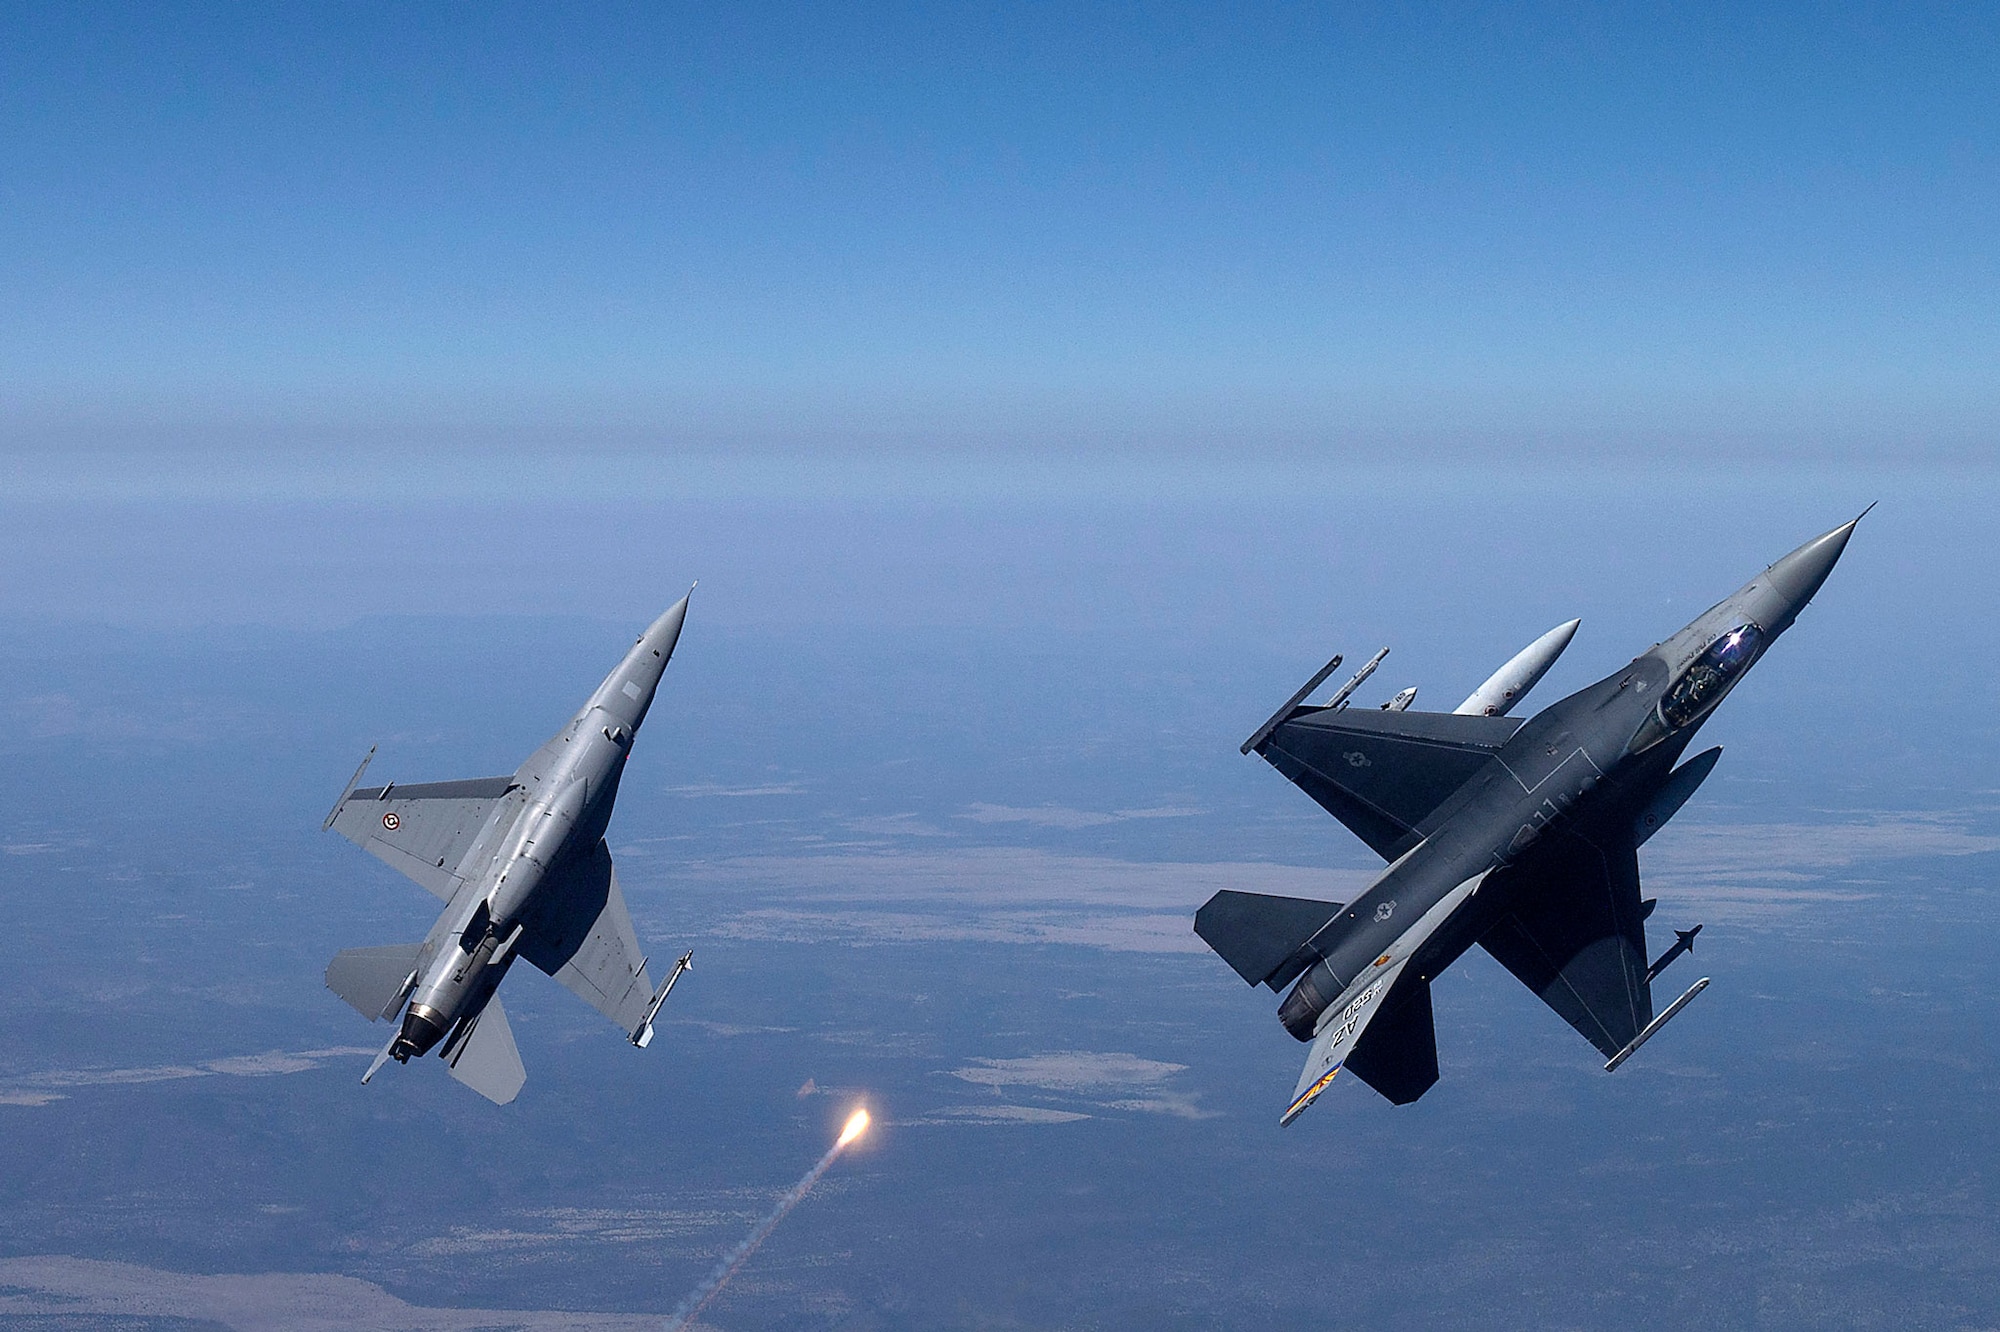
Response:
[666,1109,869,1331]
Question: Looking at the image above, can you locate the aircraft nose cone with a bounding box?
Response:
[1764,514,1863,610]
[645,587,694,661]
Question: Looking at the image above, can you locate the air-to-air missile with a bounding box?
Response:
[1196,517,1863,1123]
[321,593,697,1104]
[1644,924,1703,984]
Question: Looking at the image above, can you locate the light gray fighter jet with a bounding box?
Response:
[1197,517,1862,1123]
[322,595,696,1104]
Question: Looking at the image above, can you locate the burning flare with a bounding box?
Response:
[664,1106,874,1330]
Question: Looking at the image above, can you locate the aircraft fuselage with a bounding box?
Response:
[1268,520,1858,1047]
[387,609,685,1063]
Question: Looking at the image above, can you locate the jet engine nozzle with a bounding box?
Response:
[391,1004,449,1063]
[1279,962,1345,1042]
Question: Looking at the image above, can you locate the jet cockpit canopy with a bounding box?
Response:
[1659,623,1764,729]
[1630,622,1765,755]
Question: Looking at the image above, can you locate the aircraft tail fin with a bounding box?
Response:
[1194,890,1343,991]
[1344,979,1439,1105]
[443,996,527,1105]
[1283,958,1411,1125]
[326,943,427,1022]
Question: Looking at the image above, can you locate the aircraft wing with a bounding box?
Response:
[518,838,658,1035]
[1478,827,1653,1059]
[1256,709,1521,859]
[327,777,518,901]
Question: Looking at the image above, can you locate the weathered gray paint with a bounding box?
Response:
[325,592,693,1104]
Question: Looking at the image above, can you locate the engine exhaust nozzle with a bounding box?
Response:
[390,1004,448,1063]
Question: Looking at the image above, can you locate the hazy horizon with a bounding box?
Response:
[5,3,1998,1327]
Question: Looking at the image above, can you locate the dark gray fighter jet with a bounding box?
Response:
[1196,518,1861,1123]
[321,595,696,1104]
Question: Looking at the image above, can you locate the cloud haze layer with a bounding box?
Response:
[0,1046,376,1108]
[2,6,1996,1324]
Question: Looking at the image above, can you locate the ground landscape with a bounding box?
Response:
[1,486,1997,1328]
[6,3,1997,1326]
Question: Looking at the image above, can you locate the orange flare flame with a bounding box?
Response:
[836,1108,870,1149]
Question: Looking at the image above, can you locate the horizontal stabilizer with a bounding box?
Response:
[326,942,428,1021]
[1194,890,1342,991]
[444,996,527,1105]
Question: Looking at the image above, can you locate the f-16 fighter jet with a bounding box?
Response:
[322,595,696,1104]
[1197,518,1862,1124]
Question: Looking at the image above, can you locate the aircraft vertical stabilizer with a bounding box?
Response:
[1284,956,1412,1124]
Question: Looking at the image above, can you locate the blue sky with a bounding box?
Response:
[3,2,1996,470]
[3,15,1999,1323]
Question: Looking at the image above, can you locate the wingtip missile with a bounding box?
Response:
[1241,645,1396,754]
[323,746,377,830]
[1604,976,1709,1072]
[631,950,694,1048]
[1241,653,1343,755]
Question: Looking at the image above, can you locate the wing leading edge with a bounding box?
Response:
[518,838,659,1036]
[1256,708,1522,860]
[328,776,519,901]
[1479,827,1653,1059]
